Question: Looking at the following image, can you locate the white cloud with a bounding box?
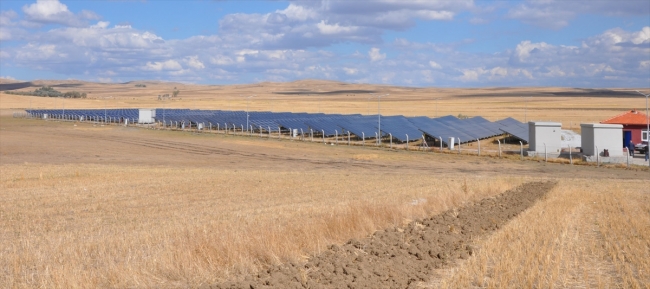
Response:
[368,47,386,62]
[144,60,183,71]
[508,0,649,29]
[317,21,358,35]
[185,56,205,69]
[22,0,99,27]
[429,60,442,69]
[0,10,18,26]
[343,67,358,75]
[23,0,70,19]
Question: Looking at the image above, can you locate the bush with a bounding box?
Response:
[4,86,86,98]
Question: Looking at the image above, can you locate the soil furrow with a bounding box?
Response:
[208,181,556,289]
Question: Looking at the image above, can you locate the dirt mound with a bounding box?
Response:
[208,181,556,289]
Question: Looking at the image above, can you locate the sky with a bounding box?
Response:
[0,0,649,87]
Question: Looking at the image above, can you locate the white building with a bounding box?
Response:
[580,123,624,157]
[138,109,156,124]
[528,122,562,155]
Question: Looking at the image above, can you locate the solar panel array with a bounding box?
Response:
[496,117,529,143]
[26,108,529,144]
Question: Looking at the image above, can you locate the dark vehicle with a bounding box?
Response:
[635,141,648,153]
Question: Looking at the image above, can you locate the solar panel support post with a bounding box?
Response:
[519,141,523,160]
[477,139,481,156]
[498,139,502,158]
[348,131,350,146]
[322,130,325,144]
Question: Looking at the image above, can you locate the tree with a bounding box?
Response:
[172,89,180,97]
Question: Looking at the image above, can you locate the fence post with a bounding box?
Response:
[301,128,305,141]
[498,139,502,158]
[520,141,523,160]
[406,134,409,150]
[268,126,271,138]
[389,133,392,149]
[335,130,338,145]
[458,138,461,155]
[348,131,350,146]
[362,132,365,146]
[278,126,281,139]
[596,146,599,167]
[310,129,313,142]
[439,137,443,152]
[570,145,573,165]
[544,143,548,163]
[477,138,481,156]
[322,130,325,144]
[375,132,379,146]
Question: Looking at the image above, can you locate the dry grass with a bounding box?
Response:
[428,179,650,289]
[2,80,647,127]
[1,163,524,289]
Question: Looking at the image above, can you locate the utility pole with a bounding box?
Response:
[244,94,256,131]
[370,94,389,145]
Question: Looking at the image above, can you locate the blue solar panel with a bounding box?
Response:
[27,108,517,144]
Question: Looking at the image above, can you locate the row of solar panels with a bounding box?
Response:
[27,109,529,144]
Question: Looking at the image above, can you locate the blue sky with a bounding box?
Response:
[0,0,648,87]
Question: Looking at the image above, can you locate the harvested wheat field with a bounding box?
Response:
[1,82,649,289]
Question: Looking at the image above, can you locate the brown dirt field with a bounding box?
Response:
[209,181,556,289]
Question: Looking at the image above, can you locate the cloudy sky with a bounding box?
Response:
[0,0,648,87]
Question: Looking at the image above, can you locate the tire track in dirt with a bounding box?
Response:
[207,181,557,289]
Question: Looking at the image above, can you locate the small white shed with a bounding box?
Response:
[528,122,562,154]
[580,123,624,157]
[138,109,156,124]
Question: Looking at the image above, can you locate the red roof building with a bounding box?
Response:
[601,109,649,147]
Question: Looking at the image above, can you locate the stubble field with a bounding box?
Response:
[1,80,649,288]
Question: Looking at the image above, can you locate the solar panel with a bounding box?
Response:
[28,108,516,144]
[496,117,529,143]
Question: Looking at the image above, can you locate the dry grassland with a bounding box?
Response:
[1,163,523,288]
[2,80,648,128]
[429,179,650,289]
[1,80,649,288]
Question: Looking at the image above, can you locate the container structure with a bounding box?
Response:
[528,122,562,155]
[580,123,624,157]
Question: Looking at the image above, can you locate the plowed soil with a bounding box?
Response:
[209,181,556,289]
